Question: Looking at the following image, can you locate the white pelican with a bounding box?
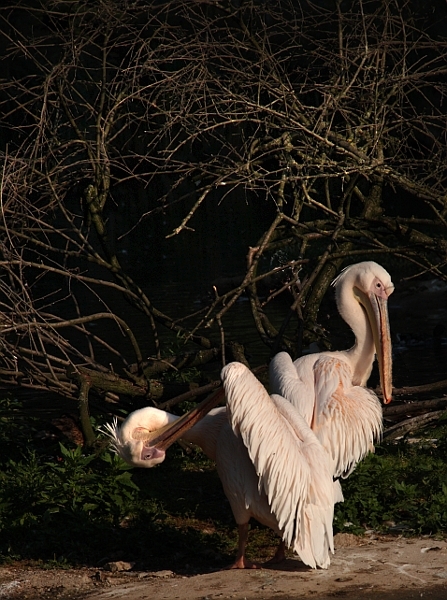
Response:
[269,261,394,479]
[103,362,336,570]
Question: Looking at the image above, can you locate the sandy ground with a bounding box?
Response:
[1,535,447,600]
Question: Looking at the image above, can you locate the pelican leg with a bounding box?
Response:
[229,523,259,569]
[265,540,286,564]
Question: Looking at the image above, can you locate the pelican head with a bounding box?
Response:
[332,261,394,404]
[101,388,225,468]
[101,407,172,467]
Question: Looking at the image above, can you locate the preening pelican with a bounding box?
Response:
[269,261,394,478]
[103,362,336,570]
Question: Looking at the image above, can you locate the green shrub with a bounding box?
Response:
[2,393,447,569]
[335,432,447,535]
[0,438,147,563]
[0,444,139,528]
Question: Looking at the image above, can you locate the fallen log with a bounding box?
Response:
[383,410,446,440]
[383,396,447,419]
[392,379,447,396]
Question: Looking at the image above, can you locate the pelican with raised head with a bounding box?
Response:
[269,261,394,479]
[103,363,336,570]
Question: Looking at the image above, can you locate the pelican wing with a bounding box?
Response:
[269,352,316,425]
[270,393,335,568]
[221,362,335,569]
[312,355,383,477]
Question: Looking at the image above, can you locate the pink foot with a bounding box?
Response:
[227,557,260,569]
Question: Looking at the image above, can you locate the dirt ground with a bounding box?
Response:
[1,534,447,600]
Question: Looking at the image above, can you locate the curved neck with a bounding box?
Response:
[337,286,375,386]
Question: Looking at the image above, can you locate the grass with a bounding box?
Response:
[335,429,447,536]
[0,394,446,571]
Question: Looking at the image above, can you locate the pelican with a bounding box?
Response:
[103,362,336,570]
[269,261,394,479]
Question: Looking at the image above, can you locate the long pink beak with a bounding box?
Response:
[142,387,225,452]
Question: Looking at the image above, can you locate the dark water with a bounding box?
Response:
[388,280,447,388]
[102,283,444,394]
[140,275,447,391]
[93,190,447,389]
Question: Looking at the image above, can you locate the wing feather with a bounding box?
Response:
[312,355,383,477]
[269,352,315,424]
[271,394,335,568]
[270,352,382,478]
[221,362,335,569]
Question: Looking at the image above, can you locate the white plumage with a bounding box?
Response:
[221,362,335,569]
[104,362,336,569]
[269,261,394,479]
[103,261,393,570]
